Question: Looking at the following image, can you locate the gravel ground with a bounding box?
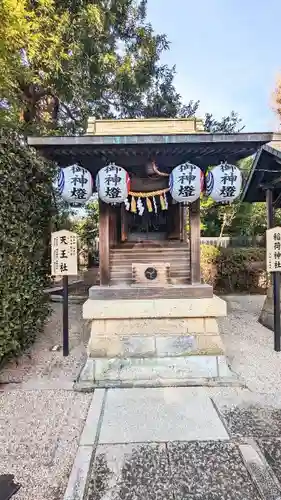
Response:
[0,390,91,500]
[0,303,90,387]
[0,304,92,500]
[219,294,281,395]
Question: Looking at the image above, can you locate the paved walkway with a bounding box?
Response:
[65,386,281,500]
[2,296,281,499]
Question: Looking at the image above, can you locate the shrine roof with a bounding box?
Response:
[242,140,281,207]
[28,131,280,176]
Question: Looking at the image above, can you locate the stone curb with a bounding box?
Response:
[239,439,281,500]
[74,377,244,391]
[49,294,86,303]
[63,388,106,500]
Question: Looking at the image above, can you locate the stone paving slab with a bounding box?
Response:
[85,442,262,500]
[168,441,262,500]
[87,443,173,500]
[99,387,229,443]
[212,394,281,438]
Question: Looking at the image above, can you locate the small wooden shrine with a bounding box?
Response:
[29,120,280,387]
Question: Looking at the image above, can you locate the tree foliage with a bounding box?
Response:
[201,245,267,293]
[71,200,99,249]
[204,111,243,133]
[0,132,55,361]
[0,0,242,134]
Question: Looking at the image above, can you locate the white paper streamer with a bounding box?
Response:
[137,197,145,216]
[124,198,130,211]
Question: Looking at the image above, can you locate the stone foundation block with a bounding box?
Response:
[75,354,240,389]
[84,295,227,369]
[155,336,195,357]
[94,356,219,381]
[88,335,156,358]
[196,334,224,355]
[88,333,224,358]
[92,355,235,383]
[204,318,220,334]
[91,318,194,336]
[87,337,122,358]
[155,335,223,356]
[83,296,227,320]
[89,316,220,337]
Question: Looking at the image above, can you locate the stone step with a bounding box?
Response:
[110,253,190,261]
[111,262,190,267]
[110,272,191,280]
[111,249,190,255]
[111,248,189,254]
[113,241,189,247]
[110,258,190,265]
[110,259,190,269]
[110,268,190,275]
[88,284,212,300]
[77,355,238,388]
[110,279,191,285]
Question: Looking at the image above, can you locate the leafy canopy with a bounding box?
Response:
[1,0,242,134]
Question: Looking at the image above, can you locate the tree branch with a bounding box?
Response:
[57,99,80,124]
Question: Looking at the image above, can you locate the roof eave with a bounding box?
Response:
[241,147,264,202]
[27,131,280,148]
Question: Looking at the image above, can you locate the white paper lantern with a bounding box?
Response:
[169,162,203,203]
[206,163,242,203]
[96,164,130,204]
[55,165,93,204]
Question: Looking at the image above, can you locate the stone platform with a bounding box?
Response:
[88,283,213,300]
[76,286,239,389]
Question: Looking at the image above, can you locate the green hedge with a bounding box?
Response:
[201,244,267,293]
[0,134,55,362]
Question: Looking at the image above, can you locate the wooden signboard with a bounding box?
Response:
[51,230,78,276]
[51,229,78,357]
[266,226,281,273]
[266,226,281,352]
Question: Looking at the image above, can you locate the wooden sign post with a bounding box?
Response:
[266,226,281,351]
[51,230,78,356]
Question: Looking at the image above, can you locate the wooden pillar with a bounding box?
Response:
[168,204,181,239]
[183,206,187,242]
[121,204,128,242]
[99,199,110,285]
[180,205,187,242]
[109,205,117,247]
[266,189,274,229]
[189,197,201,284]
